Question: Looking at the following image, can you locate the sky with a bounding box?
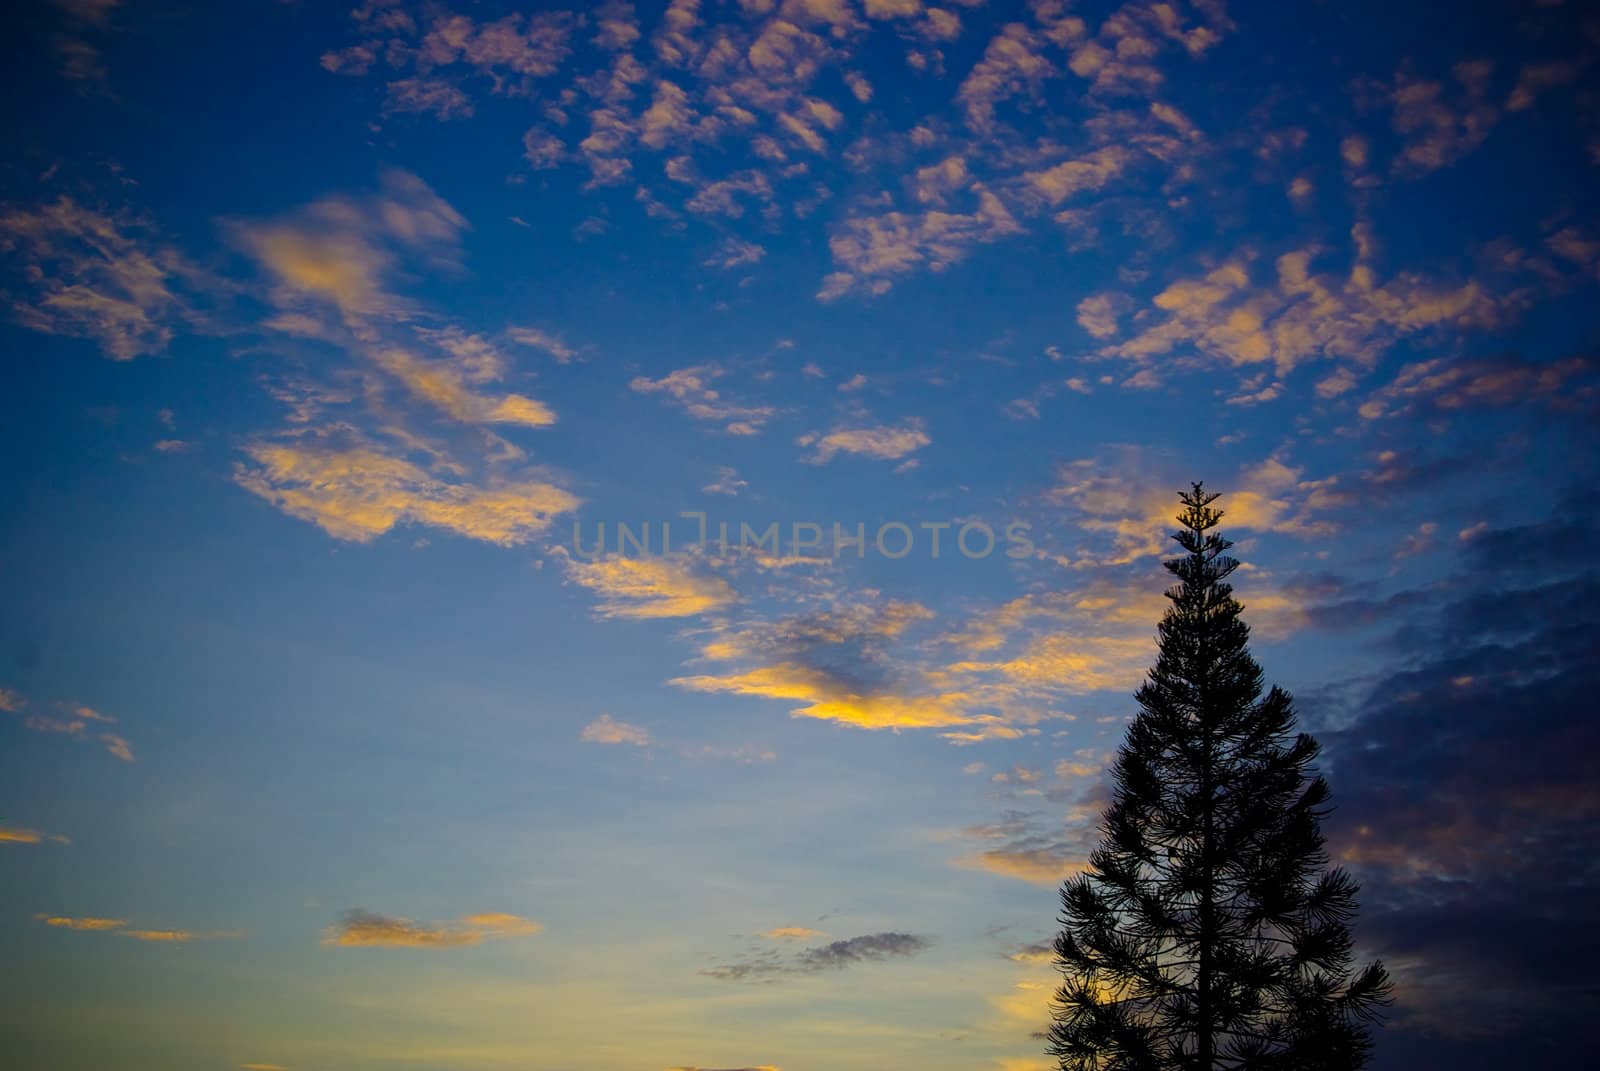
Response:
[1,0,1597,1068]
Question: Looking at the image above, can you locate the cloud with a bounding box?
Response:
[955,804,1104,886]
[0,197,209,359]
[676,599,994,731]
[938,718,1042,746]
[309,0,1230,304]
[229,176,590,560]
[370,345,557,428]
[817,190,1021,300]
[1100,244,1517,380]
[672,661,975,730]
[957,22,1061,134]
[53,0,122,26]
[1074,292,1128,339]
[630,364,776,435]
[702,466,748,496]
[384,77,475,120]
[796,932,930,969]
[3,690,137,762]
[1021,146,1133,205]
[681,742,777,764]
[1506,59,1585,112]
[1044,449,1340,566]
[120,929,195,943]
[1315,506,1600,1046]
[703,931,930,982]
[100,733,135,762]
[458,912,543,937]
[705,238,767,270]
[230,169,466,324]
[761,927,825,940]
[324,908,541,949]
[941,630,1154,698]
[37,915,126,931]
[1356,352,1597,421]
[507,325,578,363]
[236,438,578,546]
[36,914,240,941]
[0,826,70,845]
[580,714,652,746]
[1006,942,1056,965]
[798,419,930,463]
[957,846,1094,884]
[556,552,737,619]
[1388,61,1500,177]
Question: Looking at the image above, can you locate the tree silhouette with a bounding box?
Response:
[1049,485,1390,1070]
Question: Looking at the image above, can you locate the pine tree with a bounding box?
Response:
[1049,484,1390,1070]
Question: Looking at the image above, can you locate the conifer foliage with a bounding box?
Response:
[1050,485,1390,1070]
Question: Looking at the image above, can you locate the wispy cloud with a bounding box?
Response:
[2,689,136,762]
[702,466,748,496]
[0,825,71,846]
[324,908,541,949]
[798,419,930,463]
[556,551,736,619]
[0,197,211,359]
[507,325,578,363]
[236,436,578,546]
[230,169,465,325]
[36,914,241,941]
[630,364,776,435]
[371,344,557,428]
[761,926,825,941]
[703,931,930,982]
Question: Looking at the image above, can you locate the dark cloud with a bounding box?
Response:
[1460,491,1595,578]
[1316,502,1600,1065]
[1303,586,1439,632]
[702,930,930,982]
[795,932,929,971]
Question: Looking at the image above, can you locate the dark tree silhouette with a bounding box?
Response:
[1050,485,1390,1070]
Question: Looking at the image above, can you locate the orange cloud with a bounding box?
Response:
[672,661,976,730]
[371,346,556,428]
[324,909,540,949]
[38,915,127,931]
[1101,244,1514,379]
[556,552,736,619]
[0,826,69,845]
[459,912,544,938]
[121,929,193,943]
[237,441,578,545]
[955,848,1093,885]
[231,169,465,324]
[37,914,242,941]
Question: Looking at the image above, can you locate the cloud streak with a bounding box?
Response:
[324,909,541,949]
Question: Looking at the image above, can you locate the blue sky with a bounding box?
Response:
[2,1,1598,1068]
